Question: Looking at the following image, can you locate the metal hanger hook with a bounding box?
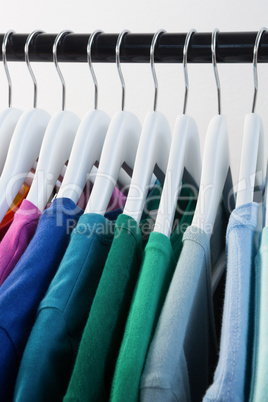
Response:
[211,29,221,115]
[53,30,72,111]
[252,27,267,113]
[25,30,44,109]
[116,30,130,111]
[150,29,166,112]
[87,30,103,110]
[2,30,15,108]
[183,29,196,114]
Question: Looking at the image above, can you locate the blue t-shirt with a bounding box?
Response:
[14,213,120,402]
[204,203,258,402]
[140,226,217,402]
[140,202,228,402]
[0,197,83,402]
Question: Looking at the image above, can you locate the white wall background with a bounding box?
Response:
[0,0,268,184]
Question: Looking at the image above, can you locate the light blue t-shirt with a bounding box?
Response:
[204,202,258,402]
[140,225,218,402]
[250,227,268,401]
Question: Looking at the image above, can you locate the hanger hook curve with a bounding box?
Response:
[53,30,73,111]
[183,29,196,114]
[150,29,166,112]
[116,30,130,111]
[87,30,103,110]
[211,29,221,115]
[2,30,15,108]
[252,27,267,113]
[25,30,44,109]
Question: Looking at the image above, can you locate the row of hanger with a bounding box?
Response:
[0,27,266,241]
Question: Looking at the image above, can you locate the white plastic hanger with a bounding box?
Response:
[123,30,172,224]
[85,30,141,214]
[0,31,51,224]
[57,30,110,204]
[27,31,80,211]
[0,31,23,175]
[154,29,201,238]
[191,29,231,238]
[236,28,266,209]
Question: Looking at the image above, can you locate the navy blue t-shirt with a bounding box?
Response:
[0,197,83,402]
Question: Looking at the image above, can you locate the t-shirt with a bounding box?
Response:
[76,181,126,212]
[110,198,195,402]
[14,212,121,402]
[63,213,146,402]
[0,183,29,241]
[0,197,83,402]
[249,227,268,401]
[0,200,41,286]
[64,185,195,402]
[204,203,258,402]
[140,226,218,402]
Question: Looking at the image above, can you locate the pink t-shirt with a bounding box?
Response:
[0,200,41,286]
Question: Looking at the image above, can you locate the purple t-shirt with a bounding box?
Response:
[0,200,41,286]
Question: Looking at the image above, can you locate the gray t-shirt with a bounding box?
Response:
[140,225,218,402]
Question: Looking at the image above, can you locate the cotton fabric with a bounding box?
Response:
[14,212,121,402]
[64,184,195,402]
[110,197,195,402]
[204,202,258,402]
[250,227,268,401]
[0,197,83,402]
[0,183,29,241]
[140,226,218,402]
[0,200,41,286]
[63,213,146,402]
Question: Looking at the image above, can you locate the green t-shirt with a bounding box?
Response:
[63,213,143,402]
[64,185,195,402]
[110,195,196,402]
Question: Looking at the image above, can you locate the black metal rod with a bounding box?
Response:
[1,32,268,63]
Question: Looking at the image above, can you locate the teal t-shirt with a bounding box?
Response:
[64,185,195,402]
[13,212,120,402]
[250,227,268,401]
[110,196,195,402]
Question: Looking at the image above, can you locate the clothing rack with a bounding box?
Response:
[2,31,268,63]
